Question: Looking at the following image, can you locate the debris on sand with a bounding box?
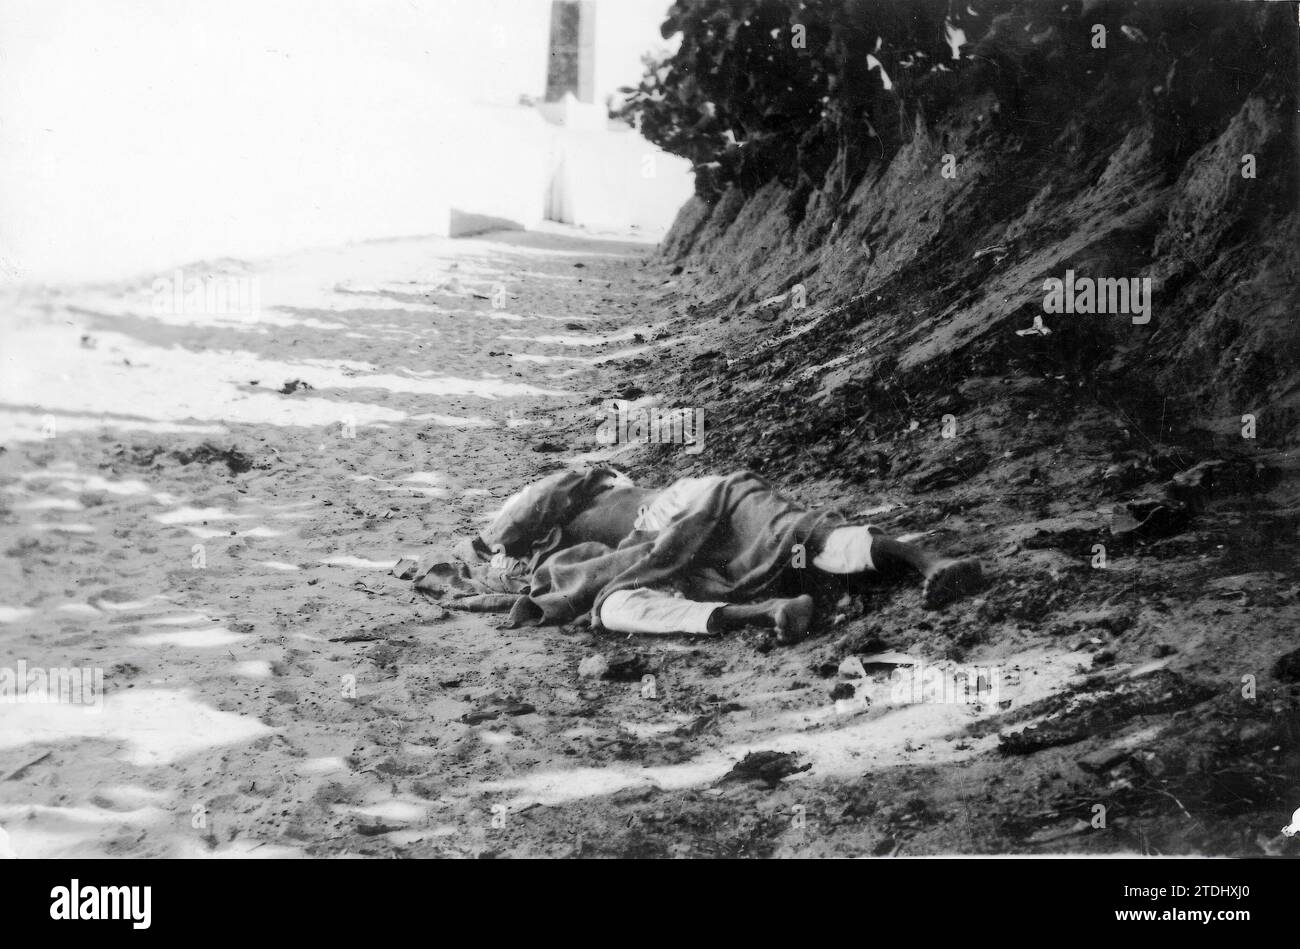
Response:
[576,651,648,682]
[279,379,314,394]
[717,751,811,788]
[995,670,1216,756]
[603,651,649,682]
[828,681,856,701]
[391,557,421,581]
[355,822,406,837]
[460,696,536,724]
[1109,497,1191,539]
[112,441,258,474]
[173,443,256,474]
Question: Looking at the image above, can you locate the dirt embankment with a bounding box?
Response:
[574,4,1300,853]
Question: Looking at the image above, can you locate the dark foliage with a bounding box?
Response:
[619,0,1295,203]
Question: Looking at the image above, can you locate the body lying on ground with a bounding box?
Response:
[410,466,983,643]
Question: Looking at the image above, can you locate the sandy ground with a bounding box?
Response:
[0,228,677,857]
[1,227,1295,859]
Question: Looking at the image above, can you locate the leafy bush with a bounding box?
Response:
[618,0,1296,204]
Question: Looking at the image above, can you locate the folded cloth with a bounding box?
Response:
[413,556,530,601]
[634,475,725,532]
[413,466,627,611]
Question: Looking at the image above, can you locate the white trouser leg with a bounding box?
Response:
[811,526,877,574]
[599,588,725,635]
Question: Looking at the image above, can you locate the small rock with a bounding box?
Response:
[391,557,420,580]
[577,655,610,678]
[604,650,648,681]
[1077,746,1130,774]
[1273,647,1300,682]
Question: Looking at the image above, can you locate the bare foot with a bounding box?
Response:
[922,559,983,609]
[774,594,815,644]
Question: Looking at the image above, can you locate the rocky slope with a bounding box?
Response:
[575,0,1300,853]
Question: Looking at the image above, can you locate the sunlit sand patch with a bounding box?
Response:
[55,603,102,618]
[619,719,694,739]
[503,415,555,429]
[0,806,165,857]
[478,650,1080,809]
[320,555,399,570]
[91,595,171,613]
[16,461,78,476]
[141,613,217,626]
[342,800,427,824]
[155,506,256,525]
[185,524,284,539]
[0,409,225,444]
[0,803,167,860]
[498,332,636,347]
[328,282,447,311]
[83,475,152,495]
[15,497,84,511]
[32,523,95,534]
[0,606,35,623]
[462,488,491,497]
[231,660,273,678]
[0,803,165,825]
[69,278,339,333]
[0,688,272,766]
[298,756,347,774]
[511,353,561,364]
[350,472,455,497]
[371,485,448,498]
[93,785,173,810]
[1,323,566,436]
[480,730,515,746]
[385,830,433,846]
[407,412,495,427]
[11,471,150,497]
[258,560,301,571]
[129,627,250,648]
